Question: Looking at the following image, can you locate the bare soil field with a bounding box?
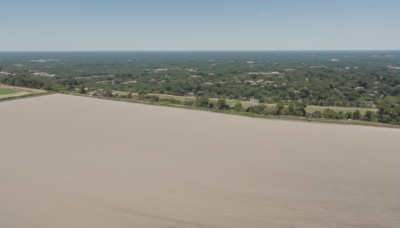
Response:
[0,94,399,228]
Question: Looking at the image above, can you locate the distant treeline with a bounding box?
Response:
[1,51,399,125]
[82,89,400,125]
[187,96,400,125]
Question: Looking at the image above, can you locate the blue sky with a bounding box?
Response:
[0,0,399,51]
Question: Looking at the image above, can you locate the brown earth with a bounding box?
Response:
[0,94,399,228]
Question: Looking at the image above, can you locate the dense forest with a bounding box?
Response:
[1,51,399,124]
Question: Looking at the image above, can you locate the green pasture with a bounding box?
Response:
[0,87,20,95]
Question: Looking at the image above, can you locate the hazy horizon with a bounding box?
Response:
[1,49,400,53]
[1,0,399,51]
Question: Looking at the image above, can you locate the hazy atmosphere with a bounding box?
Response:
[1,0,400,51]
[1,1,399,227]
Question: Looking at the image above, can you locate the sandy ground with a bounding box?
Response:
[0,94,399,228]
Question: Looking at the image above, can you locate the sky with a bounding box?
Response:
[0,0,399,51]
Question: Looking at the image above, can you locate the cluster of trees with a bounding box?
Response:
[1,51,399,125]
[2,51,400,108]
[376,97,400,124]
[307,98,400,125]
[169,95,309,118]
[138,92,160,102]
[310,109,368,121]
[127,93,400,125]
[244,101,307,117]
[194,96,230,110]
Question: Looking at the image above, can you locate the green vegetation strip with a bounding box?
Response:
[118,92,377,114]
[0,91,50,102]
[0,88,20,95]
[68,92,399,128]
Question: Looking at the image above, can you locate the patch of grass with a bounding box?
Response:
[156,94,196,103]
[0,88,20,95]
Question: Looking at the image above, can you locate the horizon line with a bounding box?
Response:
[1,49,400,53]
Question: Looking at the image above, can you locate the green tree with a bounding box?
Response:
[345,111,353,119]
[353,110,362,120]
[337,111,345,119]
[312,110,322,118]
[234,102,244,112]
[377,97,400,124]
[323,109,336,119]
[105,89,113,97]
[196,96,210,107]
[276,101,285,115]
[363,110,378,122]
[216,98,230,110]
[287,102,295,115]
[246,105,267,115]
[294,101,307,116]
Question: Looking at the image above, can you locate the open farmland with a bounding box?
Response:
[0,94,399,228]
[0,84,47,101]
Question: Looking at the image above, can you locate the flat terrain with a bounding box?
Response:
[0,85,47,100]
[0,94,399,228]
[0,87,20,95]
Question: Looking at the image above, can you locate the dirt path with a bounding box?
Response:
[0,85,46,100]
